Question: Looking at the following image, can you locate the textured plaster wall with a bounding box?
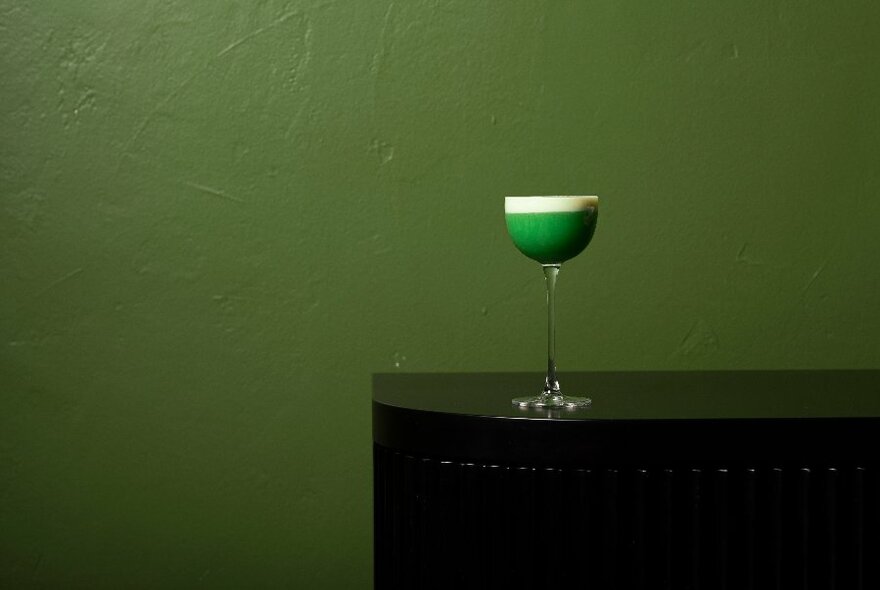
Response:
[2,0,879,587]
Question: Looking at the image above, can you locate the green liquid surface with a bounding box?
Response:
[505,209,598,264]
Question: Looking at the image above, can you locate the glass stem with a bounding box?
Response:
[542,264,561,398]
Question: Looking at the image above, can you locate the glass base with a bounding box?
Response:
[512,394,592,409]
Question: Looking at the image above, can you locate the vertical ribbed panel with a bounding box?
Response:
[769,466,784,590]
[854,466,865,590]
[374,445,879,589]
[743,468,757,590]
[714,468,729,590]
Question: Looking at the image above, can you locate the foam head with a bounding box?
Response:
[505,196,599,214]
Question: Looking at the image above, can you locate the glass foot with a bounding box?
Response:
[512,394,592,409]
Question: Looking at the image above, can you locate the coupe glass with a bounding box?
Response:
[504,195,599,408]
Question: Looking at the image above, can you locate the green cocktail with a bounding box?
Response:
[505,198,598,264]
[505,196,599,409]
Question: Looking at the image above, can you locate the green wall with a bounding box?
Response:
[2,1,879,587]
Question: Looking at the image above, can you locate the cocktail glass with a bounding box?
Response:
[504,195,599,408]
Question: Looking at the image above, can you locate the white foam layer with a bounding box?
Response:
[505,195,599,213]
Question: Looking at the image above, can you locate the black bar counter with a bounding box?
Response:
[373,371,880,589]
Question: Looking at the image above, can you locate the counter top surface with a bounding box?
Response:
[374,370,880,421]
